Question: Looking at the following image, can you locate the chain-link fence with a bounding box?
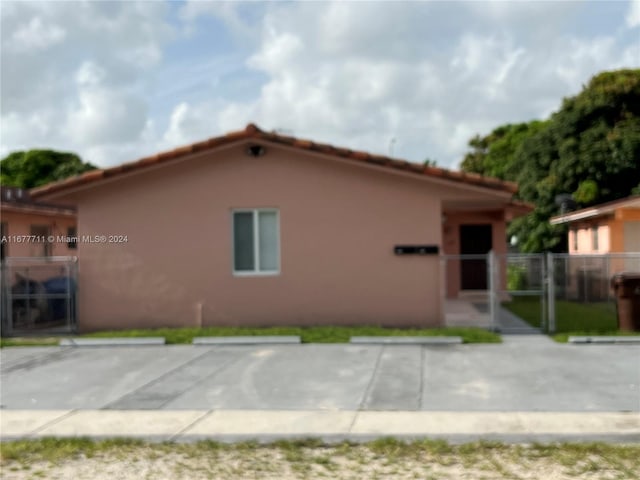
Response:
[546,253,640,333]
[1,257,78,337]
[443,252,640,334]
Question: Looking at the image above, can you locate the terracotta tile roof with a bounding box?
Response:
[1,186,76,216]
[30,124,519,198]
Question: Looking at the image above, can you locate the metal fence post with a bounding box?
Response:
[73,257,78,333]
[0,262,5,337]
[546,252,556,334]
[488,250,497,331]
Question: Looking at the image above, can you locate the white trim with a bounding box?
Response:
[550,197,640,225]
[550,208,602,224]
[231,208,280,276]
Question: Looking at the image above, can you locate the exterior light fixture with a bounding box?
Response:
[246,145,266,157]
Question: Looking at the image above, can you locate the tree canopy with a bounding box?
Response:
[0,150,96,189]
[460,68,640,252]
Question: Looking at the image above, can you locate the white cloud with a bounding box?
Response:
[204,1,638,167]
[627,0,640,28]
[8,16,66,51]
[1,0,638,171]
[1,1,173,166]
[555,37,618,87]
[66,86,148,145]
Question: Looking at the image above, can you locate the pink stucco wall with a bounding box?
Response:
[54,142,514,331]
[1,210,76,258]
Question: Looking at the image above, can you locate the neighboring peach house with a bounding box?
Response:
[550,196,640,254]
[30,124,530,331]
[550,195,640,302]
[1,186,77,261]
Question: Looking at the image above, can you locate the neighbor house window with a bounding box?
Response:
[67,227,77,250]
[1,222,6,261]
[233,209,279,274]
[592,225,599,251]
[571,228,578,252]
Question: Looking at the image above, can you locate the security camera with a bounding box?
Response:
[246,144,266,157]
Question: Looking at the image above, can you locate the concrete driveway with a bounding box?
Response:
[2,336,638,412]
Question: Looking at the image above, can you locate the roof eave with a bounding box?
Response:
[31,123,520,200]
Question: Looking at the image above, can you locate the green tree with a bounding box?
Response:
[461,68,640,252]
[0,150,96,188]
[460,121,547,180]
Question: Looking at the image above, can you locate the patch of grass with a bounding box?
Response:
[502,296,544,328]
[0,337,59,348]
[0,437,142,464]
[555,300,618,331]
[2,438,639,479]
[503,296,636,337]
[0,325,500,347]
[80,325,500,344]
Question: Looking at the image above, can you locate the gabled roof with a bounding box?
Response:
[30,123,519,198]
[550,195,640,225]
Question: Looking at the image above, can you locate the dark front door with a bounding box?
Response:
[460,224,492,290]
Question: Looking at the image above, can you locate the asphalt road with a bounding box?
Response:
[1,336,639,412]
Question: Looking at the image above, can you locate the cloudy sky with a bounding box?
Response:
[1,1,639,169]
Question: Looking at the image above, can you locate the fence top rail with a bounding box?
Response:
[440,253,640,260]
[496,253,546,259]
[2,256,78,265]
[551,252,640,259]
[441,254,492,260]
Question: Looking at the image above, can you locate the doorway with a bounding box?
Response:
[460,224,492,290]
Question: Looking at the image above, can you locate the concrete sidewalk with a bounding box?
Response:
[1,410,639,444]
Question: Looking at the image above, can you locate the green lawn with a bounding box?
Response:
[502,296,639,341]
[82,325,500,344]
[1,326,500,347]
[502,296,545,328]
[0,337,60,348]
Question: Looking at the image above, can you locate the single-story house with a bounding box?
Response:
[550,195,640,254]
[31,124,530,331]
[1,186,77,260]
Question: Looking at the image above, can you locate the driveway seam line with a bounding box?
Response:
[169,410,214,441]
[101,347,217,409]
[29,409,78,437]
[353,345,384,417]
[419,345,425,410]
[1,347,75,374]
[156,354,249,409]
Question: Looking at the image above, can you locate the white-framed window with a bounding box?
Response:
[232,209,280,275]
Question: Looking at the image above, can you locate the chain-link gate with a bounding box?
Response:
[441,254,496,330]
[442,252,547,333]
[1,257,78,337]
[494,253,547,333]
